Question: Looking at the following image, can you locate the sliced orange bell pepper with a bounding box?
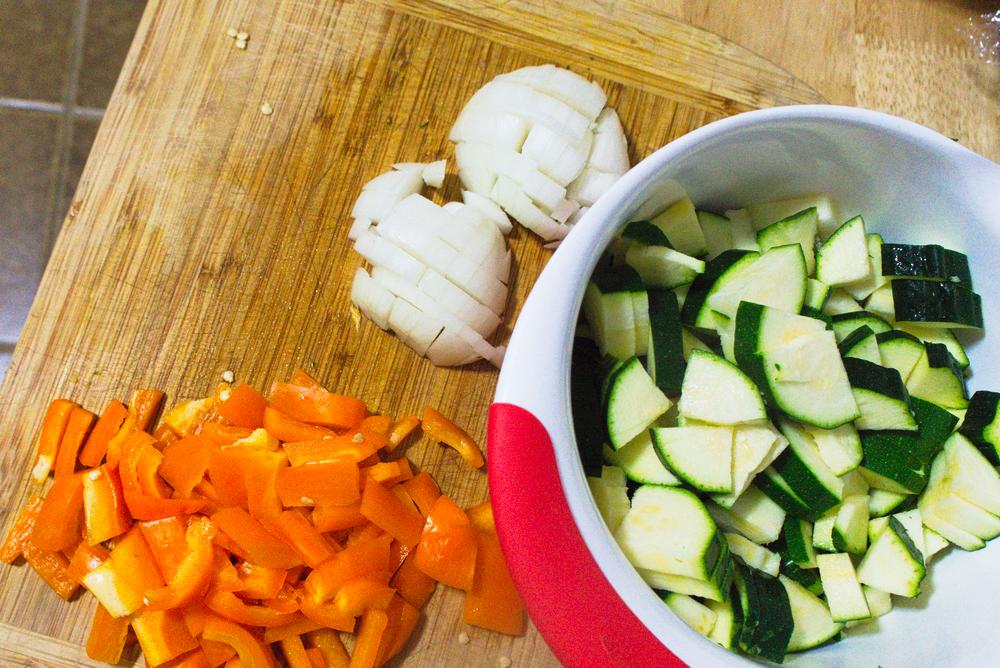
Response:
[420,406,484,469]
[389,552,437,609]
[282,436,377,467]
[333,577,395,617]
[289,368,323,390]
[218,384,268,429]
[105,415,136,470]
[66,542,110,583]
[263,407,336,443]
[139,516,188,580]
[0,495,45,564]
[79,400,129,468]
[200,639,238,667]
[376,595,420,665]
[401,472,441,518]
[345,523,384,548]
[86,603,131,663]
[130,389,166,432]
[235,561,286,599]
[412,495,477,591]
[83,465,131,545]
[264,583,301,613]
[22,539,79,600]
[145,516,217,610]
[161,395,221,438]
[211,547,246,593]
[386,415,420,452]
[298,596,356,633]
[304,533,391,603]
[463,530,524,635]
[306,629,349,668]
[350,608,389,668]
[81,526,164,616]
[32,399,77,482]
[268,383,366,430]
[212,507,302,569]
[54,406,96,478]
[32,472,84,552]
[262,617,324,644]
[121,432,205,520]
[158,649,215,668]
[244,453,287,521]
[205,589,299,628]
[137,444,173,499]
[388,539,410,575]
[278,635,313,668]
[160,434,216,498]
[208,447,253,510]
[201,615,275,668]
[361,415,392,437]
[466,500,495,533]
[200,423,256,446]
[362,459,412,487]
[359,479,423,548]
[133,608,200,666]
[305,647,326,668]
[276,462,361,508]
[261,511,335,569]
[154,423,182,447]
[311,503,367,533]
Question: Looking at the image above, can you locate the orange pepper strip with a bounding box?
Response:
[261,511,335,568]
[311,503,366,533]
[214,529,252,562]
[362,460,411,487]
[389,551,437,609]
[200,423,255,446]
[105,415,136,470]
[218,384,268,429]
[160,434,216,498]
[130,389,166,432]
[0,495,45,564]
[205,589,300,628]
[235,562,286,599]
[333,577,395,617]
[463,529,525,635]
[132,608,200,666]
[264,583,301,613]
[145,516,217,610]
[388,539,410,576]
[306,629,349,668]
[200,639,238,667]
[212,507,302,569]
[420,405,484,469]
[359,479,424,549]
[350,608,389,668]
[386,416,420,452]
[374,595,419,666]
[139,516,188,580]
[304,534,392,603]
[279,635,313,668]
[263,407,336,443]
[401,472,441,518]
[305,647,327,668]
[86,603,131,663]
[208,447,253,510]
[282,437,377,467]
[121,432,205,520]
[161,396,221,438]
[211,548,246,593]
[361,415,392,437]
[289,368,323,390]
[201,615,276,668]
[262,617,324,644]
[268,383,367,430]
[32,399,77,482]
[22,539,79,600]
[137,445,173,498]
[466,500,496,532]
[81,526,164,617]
[82,465,131,545]
[79,400,129,468]
[276,462,361,508]
[154,423,181,447]
[66,542,110,583]
[158,649,215,668]
[298,596,356,633]
[54,406,96,478]
[32,472,84,552]
[245,453,287,521]
[412,495,478,591]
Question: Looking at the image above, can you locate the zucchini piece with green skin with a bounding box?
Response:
[822,288,863,316]
[812,509,838,553]
[650,197,707,257]
[599,356,627,406]
[639,537,733,602]
[868,488,910,518]
[881,243,973,286]
[801,306,833,326]
[625,245,705,289]
[681,249,759,328]
[856,516,925,597]
[838,325,882,365]
[734,301,827,365]
[864,282,895,321]
[832,494,870,555]
[897,322,969,369]
[804,278,831,310]
[705,598,739,649]
[830,310,893,342]
[604,357,673,449]
[632,291,650,357]
[816,553,871,622]
[758,466,820,521]
[608,431,682,486]
[664,592,717,636]
[891,279,983,329]
[774,420,845,515]
[681,328,712,360]
[571,337,605,477]
[875,330,925,381]
[746,195,839,237]
[734,563,794,664]
[724,208,761,252]
[905,343,969,410]
[652,425,734,493]
[726,533,780,576]
[846,585,893,628]
[843,357,918,431]
[756,207,819,274]
[582,265,643,359]
[921,491,1000,541]
[709,486,786,545]
[920,433,1000,530]
[816,216,871,286]
[803,422,862,476]
[678,350,766,425]
[780,575,843,652]
[782,517,817,567]
[706,244,808,320]
[696,210,733,259]
[844,233,887,301]
[587,470,630,531]
[645,289,686,396]
[621,220,672,246]
[923,527,951,561]
[959,390,1000,464]
[711,423,788,508]
[780,558,823,595]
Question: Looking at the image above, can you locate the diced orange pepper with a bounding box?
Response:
[121,432,205,520]
[359,479,423,549]
[376,595,420,665]
[54,406,96,478]
[208,447,253,509]
[263,407,336,443]
[268,383,367,430]
[161,395,220,438]
[157,649,215,668]
[137,444,173,498]
[236,562,286,599]
[160,434,216,498]
[32,472,84,552]
[211,548,246,593]
[386,415,420,452]
[139,516,188,580]
[154,423,182,447]
[81,526,164,617]
[463,530,524,635]
[350,608,389,668]
[362,460,412,487]
[298,596,356,633]
[306,629,349,668]
[105,415,136,470]
[133,608,200,666]
[83,465,131,545]
[262,511,335,568]
[200,423,255,446]
[212,507,302,569]
[289,368,323,390]
[412,495,477,591]
[262,617,324,644]
[86,603,131,663]
[333,577,395,617]
[304,534,391,603]
[388,539,410,576]
[282,437,377,467]
[305,647,326,668]
[245,453,287,521]
[79,400,130,468]
[276,462,360,508]
[345,523,384,548]
[264,583,301,613]
[360,415,392,437]
[145,516,217,610]
[389,551,437,609]
[466,500,495,533]
[0,495,44,564]
[32,399,77,482]
[218,384,268,429]
[22,539,79,600]
[201,615,276,668]
[420,406,484,469]
[311,503,366,533]
[214,529,252,562]
[66,542,110,583]
[279,635,313,668]
[401,472,441,518]
[206,589,300,628]
[130,389,166,432]
[200,639,238,667]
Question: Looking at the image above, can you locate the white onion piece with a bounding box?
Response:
[391,162,425,173]
[443,206,502,265]
[497,63,606,121]
[418,269,502,337]
[347,216,373,242]
[389,193,453,232]
[455,141,565,213]
[422,160,446,188]
[449,111,529,151]
[567,205,590,227]
[441,202,464,213]
[462,190,512,235]
[457,166,496,198]
[353,232,427,283]
[459,80,591,142]
[425,330,481,367]
[490,176,569,241]
[550,198,581,224]
[566,167,620,207]
[497,250,512,285]
[352,168,423,221]
[350,269,395,330]
[376,217,458,276]
[386,298,443,357]
[587,108,630,174]
[520,122,589,186]
[445,254,508,315]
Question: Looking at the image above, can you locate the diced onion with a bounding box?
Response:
[421,160,446,188]
[462,190,513,235]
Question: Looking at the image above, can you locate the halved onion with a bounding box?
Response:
[496,63,606,121]
[351,168,423,221]
[350,268,395,330]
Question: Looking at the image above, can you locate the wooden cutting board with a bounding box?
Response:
[0,1,822,665]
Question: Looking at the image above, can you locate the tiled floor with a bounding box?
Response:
[0,0,147,381]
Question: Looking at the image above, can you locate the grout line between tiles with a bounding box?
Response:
[0,97,104,120]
